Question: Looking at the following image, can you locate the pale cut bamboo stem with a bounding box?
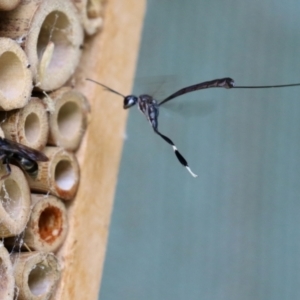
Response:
[0,165,31,238]
[23,194,68,252]
[0,0,84,91]
[0,126,4,138]
[26,147,80,201]
[72,0,104,35]
[0,0,21,11]
[0,243,14,300]
[0,38,32,111]
[10,251,61,300]
[47,87,90,151]
[0,98,49,150]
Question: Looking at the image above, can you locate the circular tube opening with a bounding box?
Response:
[25,113,40,144]
[0,52,25,100]
[57,102,81,138]
[37,11,71,76]
[28,262,51,296]
[0,179,22,220]
[55,160,75,190]
[38,206,62,243]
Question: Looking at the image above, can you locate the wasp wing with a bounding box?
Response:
[0,138,49,162]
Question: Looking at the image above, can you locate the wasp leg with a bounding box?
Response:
[153,128,198,178]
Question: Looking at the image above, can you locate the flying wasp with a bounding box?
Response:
[87,77,300,177]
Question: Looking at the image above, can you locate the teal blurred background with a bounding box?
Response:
[100,0,300,299]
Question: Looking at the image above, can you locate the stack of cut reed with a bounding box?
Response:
[0,1,103,299]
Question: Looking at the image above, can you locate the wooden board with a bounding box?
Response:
[53,1,146,299]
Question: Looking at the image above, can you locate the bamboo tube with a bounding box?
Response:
[72,0,104,35]
[10,251,61,300]
[0,0,21,11]
[0,38,32,111]
[0,165,31,238]
[0,243,14,300]
[0,0,84,91]
[26,147,80,201]
[23,194,68,252]
[47,87,90,151]
[0,98,49,150]
[0,126,4,138]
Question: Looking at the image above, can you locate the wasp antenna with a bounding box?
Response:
[153,128,198,178]
[86,78,125,97]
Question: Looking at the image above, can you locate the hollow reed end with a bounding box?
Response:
[10,251,61,300]
[0,0,21,11]
[0,243,14,300]
[0,165,31,238]
[47,87,90,151]
[72,0,104,35]
[0,97,49,150]
[0,0,84,91]
[26,147,80,201]
[23,194,68,252]
[0,38,32,111]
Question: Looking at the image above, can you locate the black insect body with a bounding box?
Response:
[0,137,49,179]
[87,77,300,178]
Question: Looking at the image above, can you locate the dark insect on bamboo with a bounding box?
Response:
[86,77,300,178]
[0,137,49,179]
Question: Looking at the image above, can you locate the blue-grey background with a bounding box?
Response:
[100,1,300,299]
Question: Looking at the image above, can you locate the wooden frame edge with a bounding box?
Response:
[53,1,146,299]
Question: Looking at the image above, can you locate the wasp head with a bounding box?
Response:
[123,95,138,109]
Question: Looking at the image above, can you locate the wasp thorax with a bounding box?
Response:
[123,95,138,109]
